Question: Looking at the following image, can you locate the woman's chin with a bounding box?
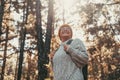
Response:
[61,36,71,40]
[62,36,69,38]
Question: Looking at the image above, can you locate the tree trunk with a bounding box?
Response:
[17,27,26,80]
[1,27,9,80]
[25,0,30,24]
[36,0,44,80]
[17,1,28,79]
[44,0,54,62]
[36,0,54,80]
[0,0,5,36]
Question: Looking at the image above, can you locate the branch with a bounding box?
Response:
[0,34,17,42]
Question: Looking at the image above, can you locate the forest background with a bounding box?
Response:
[0,0,120,80]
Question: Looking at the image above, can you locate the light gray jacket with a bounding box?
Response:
[53,38,88,80]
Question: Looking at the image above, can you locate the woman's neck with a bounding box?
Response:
[61,37,71,42]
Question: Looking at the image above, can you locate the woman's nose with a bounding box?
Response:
[64,29,67,32]
[62,29,68,33]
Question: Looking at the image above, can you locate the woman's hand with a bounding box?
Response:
[63,44,69,51]
[49,51,55,61]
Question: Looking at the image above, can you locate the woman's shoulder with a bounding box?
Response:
[73,38,82,43]
[70,38,83,46]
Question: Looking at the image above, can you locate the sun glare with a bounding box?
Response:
[58,0,75,10]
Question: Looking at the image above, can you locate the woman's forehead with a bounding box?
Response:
[60,26,71,30]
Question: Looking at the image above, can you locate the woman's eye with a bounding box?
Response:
[61,29,70,33]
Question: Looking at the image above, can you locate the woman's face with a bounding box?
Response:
[59,27,72,40]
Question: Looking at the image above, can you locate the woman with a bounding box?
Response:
[51,24,88,80]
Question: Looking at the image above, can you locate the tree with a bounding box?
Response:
[0,0,120,80]
[36,0,53,80]
[17,27,26,80]
[0,0,5,36]
[78,1,120,80]
[1,27,9,80]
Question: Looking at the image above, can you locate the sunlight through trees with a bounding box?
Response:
[0,0,120,80]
